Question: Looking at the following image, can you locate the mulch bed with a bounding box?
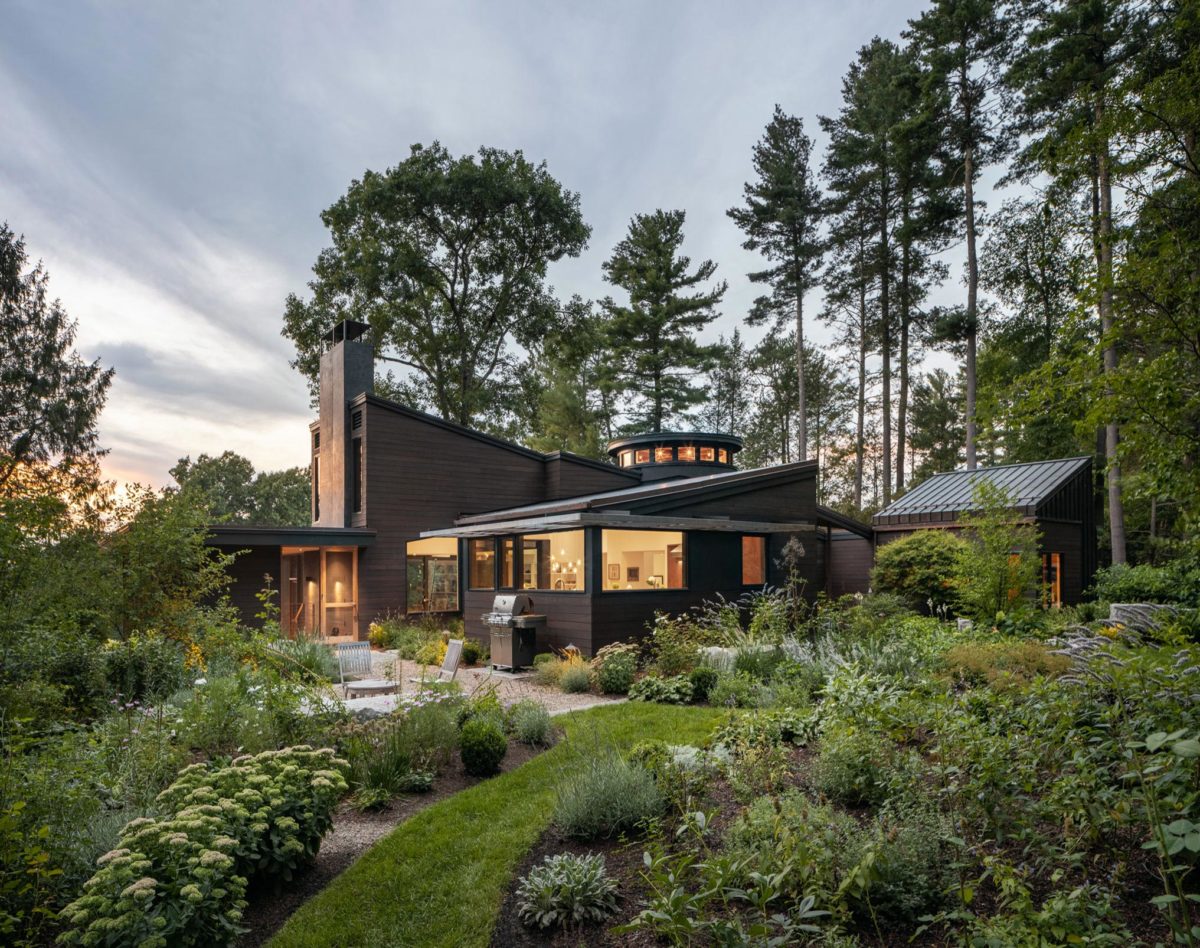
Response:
[487,741,1174,947]
[238,738,544,947]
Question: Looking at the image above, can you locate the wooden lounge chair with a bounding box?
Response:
[335,641,399,698]
[410,638,464,686]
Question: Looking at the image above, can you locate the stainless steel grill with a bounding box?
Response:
[481,594,545,670]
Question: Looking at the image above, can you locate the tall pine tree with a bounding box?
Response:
[728,106,825,459]
[602,210,726,432]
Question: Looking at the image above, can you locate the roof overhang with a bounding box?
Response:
[205,525,377,548]
[421,511,826,539]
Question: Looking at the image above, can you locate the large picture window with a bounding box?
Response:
[521,530,585,591]
[602,530,685,591]
[406,538,459,613]
[742,535,766,585]
[468,538,495,590]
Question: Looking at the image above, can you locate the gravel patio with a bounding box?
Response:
[335,649,626,716]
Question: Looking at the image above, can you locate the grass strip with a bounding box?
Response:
[268,701,722,948]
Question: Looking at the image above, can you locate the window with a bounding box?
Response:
[501,538,516,589]
[1042,552,1063,608]
[655,447,673,463]
[406,538,459,613]
[311,456,320,521]
[620,451,634,468]
[351,437,363,513]
[521,530,585,591]
[677,446,696,462]
[602,530,685,591]
[468,539,495,590]
[351,409,363,431]
[742,536,766,585]
[699,447,716,462]
[635,449,651,464]
[718,449,728,464]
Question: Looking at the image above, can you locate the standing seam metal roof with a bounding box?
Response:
[872,457,1091,524]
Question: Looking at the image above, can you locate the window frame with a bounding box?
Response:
[741,534,767,586]
[467,538,497,591]
[600,528,688,593]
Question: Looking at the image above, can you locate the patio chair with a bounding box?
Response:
[410,638,464,686]
[335,641,399,698]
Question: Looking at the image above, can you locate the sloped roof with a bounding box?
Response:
[873,456,1091,526]
[453,460,818,525]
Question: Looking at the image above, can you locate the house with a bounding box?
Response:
[207,320,871,653]
[870,456,1099,606]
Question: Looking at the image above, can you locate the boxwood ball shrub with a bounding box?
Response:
[871,530,968,613]
[460,637,484,666]
[516,852,620,930]
[460,716,507,777]
[554,752,664,840]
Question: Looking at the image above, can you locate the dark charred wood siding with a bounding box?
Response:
[215,545,280,626]
[543,456,640,500]
[358,399,550,626]
[827,533,874,598]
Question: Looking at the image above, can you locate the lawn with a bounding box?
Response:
[268,701,723,948]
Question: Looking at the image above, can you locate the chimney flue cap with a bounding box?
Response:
[325,319,369,346]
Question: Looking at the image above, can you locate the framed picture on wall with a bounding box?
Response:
[607,564,620,581]
[626,566,640,582]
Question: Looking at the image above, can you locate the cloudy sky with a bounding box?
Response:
[3,0,943,487]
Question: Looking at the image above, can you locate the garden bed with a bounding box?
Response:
[267,703,723,948]
[241,737,544,946]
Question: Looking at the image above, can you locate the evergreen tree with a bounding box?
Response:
[908,368,965,483]
[821,192,878,509]
[906,0,1013,470]
[0,224,113,488]
[1006,0,1145,562]
[728,106,825,458]
[821,38,910,505]
[697,330,752,437]
[602,210,726,432]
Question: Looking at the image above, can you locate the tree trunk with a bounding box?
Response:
[796,291,807,460]
[855,230,867,510]
[896,192,911,495]
[879,171,893,507]
[1096,106,1127,564]
[963,141,979,471]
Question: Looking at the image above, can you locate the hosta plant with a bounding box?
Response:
[516,852,620,930]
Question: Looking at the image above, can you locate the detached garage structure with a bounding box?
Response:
[872,456,1099,606]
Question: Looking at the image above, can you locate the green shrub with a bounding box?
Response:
[554,752,664,840]
[628,741,714,814]
[532,652,555,667]
[708,671,756,708]
[460,637,485,665]
[1090,560,1200,606]
[647,612,723,676]
[733,645,784,681]
[414,638,447,667]
[688,665,719,702]
[341,701,458,804]
[871,530,967,613]
[508,700,553,746]
[60,747,348,947]
[533,658,566,688]
[811,729,908,807]
[628,674,694,704]
[596,653,636,694]
[516,852,620,930]
[460,717,507,777]
[267,632,338,682]
[560,664,593,694]
[943,640,1070,690]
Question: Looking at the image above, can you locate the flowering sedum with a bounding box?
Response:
[58,746,348,947]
